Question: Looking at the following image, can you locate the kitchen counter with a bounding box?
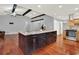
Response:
[63,29,79,41]
[20,30,56,35]
[18,30,57,54]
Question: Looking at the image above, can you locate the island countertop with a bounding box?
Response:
[19,30,56,35]
[18,30,57,54]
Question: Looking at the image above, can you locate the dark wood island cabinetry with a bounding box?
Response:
[18,31,57,55]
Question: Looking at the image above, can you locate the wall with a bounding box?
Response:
[0,15,54,34]
[54,20,60,35]
[0,15,31,34]
[27,15,54,32]
[63,22,70,30]
[53,19,67,35]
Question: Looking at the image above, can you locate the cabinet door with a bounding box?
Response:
[19,33,26,54]
[26,35,38,53]
[19,34,24,52]
[23,36,29,54]
[47,31,57,44]
[37,33,48,48]
[26,35,33,52]
[76,32,79,41]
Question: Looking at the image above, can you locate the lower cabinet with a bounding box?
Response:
[47,31,57,44]
[19,31,57,55]
[0,31,5,40]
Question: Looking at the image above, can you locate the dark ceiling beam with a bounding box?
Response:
[12,4,17,13]
[22,9,32,16]
[31,14,46,19]
[31,19,44,22]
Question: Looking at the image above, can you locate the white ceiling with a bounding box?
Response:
[0,4,79,20]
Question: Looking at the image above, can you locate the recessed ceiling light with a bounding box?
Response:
[37,5,41,8]
[75,8,79,11]
[58,5,62,8]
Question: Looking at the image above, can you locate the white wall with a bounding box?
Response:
[0,15,31,33]
[63,22,69,30]
[27,15,54,32]
[54,19,64,35]
[54,20,60,35]
[0,15,54,33]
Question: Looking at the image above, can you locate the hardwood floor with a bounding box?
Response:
[32,36,79,55]
[0,34,79,55]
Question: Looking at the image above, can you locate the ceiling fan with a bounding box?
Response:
[5,4,32,17]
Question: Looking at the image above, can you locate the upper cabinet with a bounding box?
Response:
[68,18,79,26]
[74,18,79,25]
[68,20,74,26]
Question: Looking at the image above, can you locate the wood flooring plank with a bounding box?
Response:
[0,34,79,55]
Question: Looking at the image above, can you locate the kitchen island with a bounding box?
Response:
[18,30,57,54]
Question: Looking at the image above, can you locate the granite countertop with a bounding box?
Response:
[20,30,56,35]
